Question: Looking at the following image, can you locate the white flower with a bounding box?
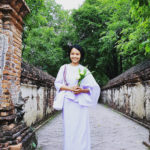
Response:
[76,75,80,80]
[80,70,84,75]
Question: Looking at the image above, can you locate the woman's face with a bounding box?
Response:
[70,48,81,64]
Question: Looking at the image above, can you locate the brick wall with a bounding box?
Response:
[21,61,55,126]
[0,0,30,113]
[101,60,150,126]
[0,1,56,149]
[0,1,38,149]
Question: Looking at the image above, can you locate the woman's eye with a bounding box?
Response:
[71,53,80,55]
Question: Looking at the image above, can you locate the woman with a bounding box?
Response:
[54,45,100,150]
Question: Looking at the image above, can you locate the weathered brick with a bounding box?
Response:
[6,53,11,58]
[3,70,10,75]
[2,80,10,84]
[13,59,21,65]
[3,95,11,99]
[0,15,3,21]
[5,61,11,67]
[13,29,22,39]
[13,42,22,49]
[8,143,22,150]
[15,65,20,70]
[0,1,37,149]
[13,34,22,43]
[3,25,11,30]
[2,89,9,94]
[14,50,21,57]
[0,100,10,103]
[13,38,22,46]
[2,84,10,89]
[15,81,20,85]
[0,114,16,121]
[13,55,19,60]
[5,56,11,61]
[0,106,13,111]
[3,31,12,37]
[3,75,15,80]
[0,112,10,117]
[11,16,23,32]
[0,103,11,108]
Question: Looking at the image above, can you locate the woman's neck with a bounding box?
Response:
[70,62,79,66]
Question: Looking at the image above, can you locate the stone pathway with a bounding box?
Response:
[36,104,149,150]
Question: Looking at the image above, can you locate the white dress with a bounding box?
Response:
[54,64,100,150]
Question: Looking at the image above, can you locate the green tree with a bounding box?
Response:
[23,0,74,76]
[72,0,150,85]
[23,0,150,86]
[71,0,113,85]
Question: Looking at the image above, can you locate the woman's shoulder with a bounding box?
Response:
[59,64,66,71]
[79,64,91,73]
[59,63,70,70]
[61,63,89,71]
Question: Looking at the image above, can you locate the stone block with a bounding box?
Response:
[0,114,16,121]
[2,84,10,89]
[9,143,22,150]
[3,70,10,75]
[0,112,10,117]
[2,80,10,84]
[13,59,21,65]
[0,103,11,108]
[0,106,14,111]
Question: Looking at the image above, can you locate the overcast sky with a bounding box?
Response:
[55,0,85,10]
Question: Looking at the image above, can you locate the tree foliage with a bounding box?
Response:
[23,0,75,76]
[23,0,150,86]
[71,0,150,85]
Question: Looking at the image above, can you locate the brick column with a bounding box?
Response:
[0,1,37,150]
[0,0,29,108]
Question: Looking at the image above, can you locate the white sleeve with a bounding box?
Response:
[54,65,65,92]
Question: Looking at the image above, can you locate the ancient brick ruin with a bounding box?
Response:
[0,0,37,149]
[21,61,55,126]
[101,60,150,126]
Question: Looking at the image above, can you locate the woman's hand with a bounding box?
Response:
[70,86,81,94]
[61,85,89,94]
[73,87,83,94]
[71,85,79,91]
[71,86,90,94]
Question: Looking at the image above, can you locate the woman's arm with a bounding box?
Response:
[81,88,90,93]
[60,85,78,92]
[60,85,89,94]
[60,85,73,91]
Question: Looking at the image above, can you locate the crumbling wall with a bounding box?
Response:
[101,60,150,125]
[21,61,55,126]
[0,1,37,149]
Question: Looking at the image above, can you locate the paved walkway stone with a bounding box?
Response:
[36,104,149,150]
